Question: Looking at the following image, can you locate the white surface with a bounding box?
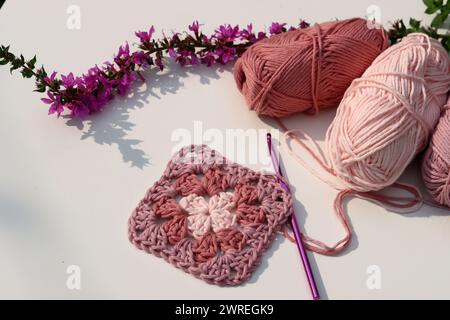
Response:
[1,0,449,299]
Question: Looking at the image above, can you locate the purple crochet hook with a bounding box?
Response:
[266,133,320,300]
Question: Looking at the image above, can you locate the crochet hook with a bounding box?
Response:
[266,133,320,300]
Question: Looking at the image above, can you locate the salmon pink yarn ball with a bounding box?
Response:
[233,18,388,117]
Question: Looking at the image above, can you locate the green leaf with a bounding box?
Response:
[0,45,10,54]
[424,0,437,9]
[424,0,442,14]
[425,6,439,14]
[443,6,450,18]
[399,19,407,33]
[21,68,34,78]
[10,58,22,73]
[35,66,47,79]
[0,59,8,65]
[442,35,450,51]
[34,87,46,93]
[431,12,447,27]
[10,65,20,73]
[27,55,37,69]
[409,18,421,29]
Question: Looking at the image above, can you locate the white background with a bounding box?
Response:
[1,0,449,299]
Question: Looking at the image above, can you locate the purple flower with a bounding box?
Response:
[257,31,267,40]
[200,52,215,67]
[35,20,311,120]
[201,35,210,44]
[44,71,58,84]
[116,43,131,61]
[90,87,113,112]
[98,90,112,105]
[243,23,253,34]
[155,58,164,71]
[239,24,255,42]
[135,26,155,43]
[215,24,240,42]
[189,52,199,65]
[269,22,286,35]
[175,50,200,66]
[61,73,75,87]
[69,101,90,118]
[42,92,64,117]
[48,102,64,117]
[41,91,55,105]
[239,24,268,43]
[189,21,200,33]
[176,52,188,66]
[214,46,236,64]
[117,72,136,95]
[60,72,82,88]
[114,43,133,70]
[132,51,147,66]
[82,66,102,90]
[171,48,193,66]
[168,48,177,59]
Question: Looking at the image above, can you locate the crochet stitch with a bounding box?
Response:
[128,145,293,285]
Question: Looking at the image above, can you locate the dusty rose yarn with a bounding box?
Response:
[422,97,450,207]
[233,18,388,117]
[128,145,293,285]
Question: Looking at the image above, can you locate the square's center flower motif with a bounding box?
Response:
[180,192,237,239]
[128,145,293,286]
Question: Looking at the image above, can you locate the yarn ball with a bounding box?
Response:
[233,18,388,117]
[326,33,450,192]
[422,97,450,207]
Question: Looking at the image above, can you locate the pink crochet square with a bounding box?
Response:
[128,145,293,285]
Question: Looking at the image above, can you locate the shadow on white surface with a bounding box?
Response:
[246,213,331,299]
[276,143,337,299]
[62,61,233,169]
[0,195,68,298]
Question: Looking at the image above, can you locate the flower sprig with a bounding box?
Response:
[0,20,309,118]
[389,0,450,50]
[1,0,448,120]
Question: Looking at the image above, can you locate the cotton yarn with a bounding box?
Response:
[233,18,388,117]
[281,33,450,254]
[320,33,450,192]
[129,145,293,285]
[422,97,450,207]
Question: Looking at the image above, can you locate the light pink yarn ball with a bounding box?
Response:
[422,97,450,207]
[326,33,450,192]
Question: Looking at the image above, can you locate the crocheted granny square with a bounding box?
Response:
[128,145,293,285]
